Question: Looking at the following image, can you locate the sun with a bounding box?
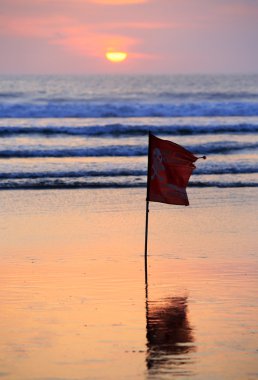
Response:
[105,51,128,63]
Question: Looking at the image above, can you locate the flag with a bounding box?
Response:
[147,133,198,206]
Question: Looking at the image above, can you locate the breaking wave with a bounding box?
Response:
[1,141,257,158]
[0,161,258,180]
[1,122,258,137]
[0,179,257,190]
[1,101,258,118]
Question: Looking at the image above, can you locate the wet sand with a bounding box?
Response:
[0,188,258,380]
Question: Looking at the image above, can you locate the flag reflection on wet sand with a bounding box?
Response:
[146,296,195,374]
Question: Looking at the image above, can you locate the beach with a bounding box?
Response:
[0,73,258,379]
[1,187,258,380]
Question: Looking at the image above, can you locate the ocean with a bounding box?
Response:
[0,73,258,191]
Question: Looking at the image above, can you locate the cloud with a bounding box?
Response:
[88,0,148,4]
[0,13,143,59]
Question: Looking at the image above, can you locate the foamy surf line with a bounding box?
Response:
[1,123,258,137]
[1,162,258,180]
[1,89,258,100]
[1,100,258,118]
[0,179,257,190]
[1,141,258,158]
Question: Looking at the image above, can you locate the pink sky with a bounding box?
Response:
[0,0,258,74]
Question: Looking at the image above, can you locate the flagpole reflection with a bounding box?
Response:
[145,290,196,376]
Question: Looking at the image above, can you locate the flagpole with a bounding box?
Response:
[144,199,149,284]
[144,132,151,285]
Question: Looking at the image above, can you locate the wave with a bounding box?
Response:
[1,90,258,102]
[0,91,25,99]
[0,169,146,180]
[157,91,258,101]
[190,181,258,188]
[1,101,258,118]
[1,123,258,137]
[196,163,258,175]
[192,141,258,154]
[0,179,257,190]
[1,141,257,158]
[0,146,145,158]
[1,162,258,180]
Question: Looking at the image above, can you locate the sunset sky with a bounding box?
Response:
[1,0,258,74]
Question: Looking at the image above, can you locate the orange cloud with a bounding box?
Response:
[53,28,138,58]
[0,13,145,60]
[217,2,258,17]
[89,0,148,4]
[102,21,173,30]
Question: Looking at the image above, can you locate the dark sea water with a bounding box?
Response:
[0,74,258,190]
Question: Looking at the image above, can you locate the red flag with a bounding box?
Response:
[147,133,198,206]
